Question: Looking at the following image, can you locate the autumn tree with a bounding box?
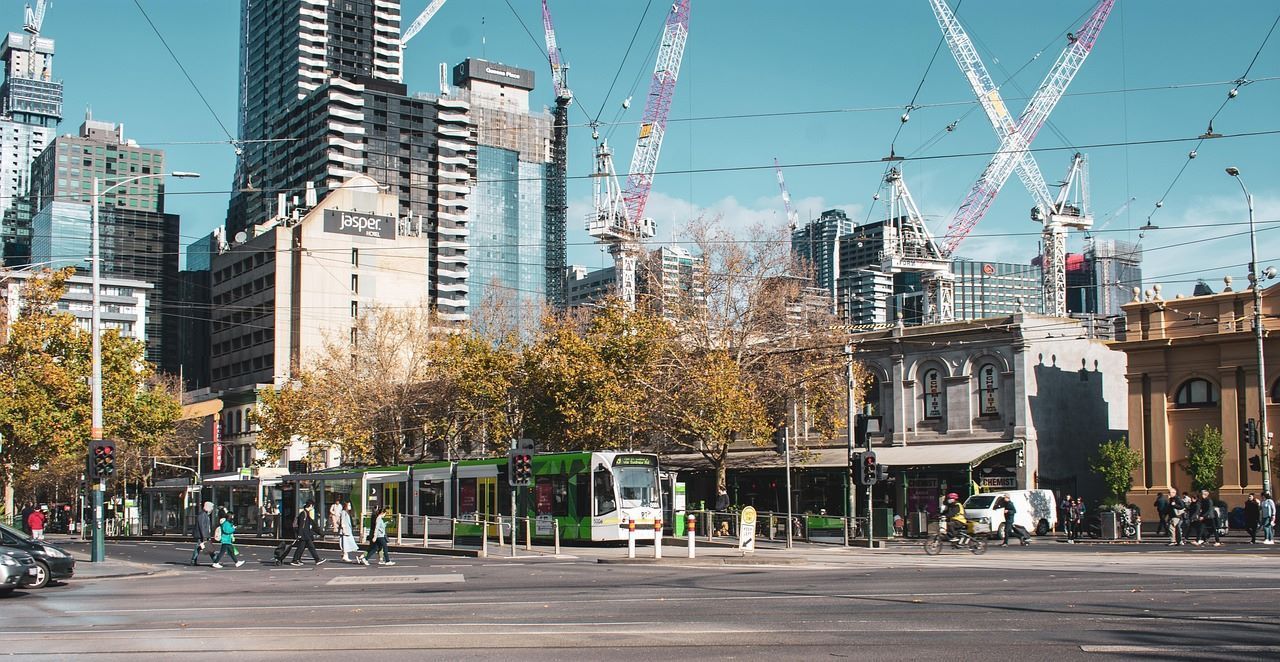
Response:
[0,268,182,502]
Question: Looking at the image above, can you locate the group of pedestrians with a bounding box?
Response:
[1058,494,1087,542]
[190,499,395,568]
[1155,488,1277,547]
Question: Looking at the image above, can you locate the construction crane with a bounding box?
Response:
[773,158,799,231]
[925,0,1115,319]
[542,0,571,307]
[880,168,955,322]
[398,0,447,81]
[588,0,691,308]
[22,0,48,80]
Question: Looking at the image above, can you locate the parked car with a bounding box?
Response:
[0,523,75,588]
[963,489,1058,538]
[0,546,39,596]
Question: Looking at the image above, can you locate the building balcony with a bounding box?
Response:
[436,125,469,138]
[437,212,469,225]
[438,112,471,125]
[436,97,470,110]
[437,183,469,195]
[438,140,473,152]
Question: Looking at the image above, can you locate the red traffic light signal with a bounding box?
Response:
[508,452,533,487]
[88,440,117,480]
[862,451,877,485]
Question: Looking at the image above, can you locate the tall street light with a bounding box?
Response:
[1226,166,1272,495]
[89,171,199,562]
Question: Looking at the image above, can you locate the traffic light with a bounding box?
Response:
[1244,419,1259,449]
[88,440,116,481]
[849,451,863,485]
[1249,455,1262,473]
[862,451,878,486]
[508,451,533,487]
[875,463,890,483]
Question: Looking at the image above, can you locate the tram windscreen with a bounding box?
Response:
[614,464,660,509]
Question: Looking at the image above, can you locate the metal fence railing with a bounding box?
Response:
[684,510,883,546]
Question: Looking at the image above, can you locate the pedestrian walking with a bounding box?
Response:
[1192,490,1222,547]
[1067,499,1083,543]
[1058,494,1073,535]
[1244,493,1261,544]
[18,502,34,534]
[338,501,359,563]
[1166,489,1186,546]
[27,505,47,541]
[211,513,245,568]
[190,502,218,566]
[359,506,395,566]
[1260,492,1276,545]
[1154,491,1170,536]
[328,501,342,535]
[290,500,327,566]
[996,496,1031,546]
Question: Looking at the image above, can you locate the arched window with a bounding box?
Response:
[922,368,943,419]
[977,364,999,416]
[1175,378,1218,408]
[863,375,882,416]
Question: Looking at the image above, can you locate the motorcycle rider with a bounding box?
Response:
[943,493,967,542]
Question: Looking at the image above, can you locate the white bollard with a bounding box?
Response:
[627,518,636,559]
[396,514,403,545]
[423,517,430,548]
[654,519,663,559]
[497,515,505,547]
[480,519,488,558]
[687,514,696,559]
[554,519,561,556]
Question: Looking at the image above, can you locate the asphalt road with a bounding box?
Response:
[2,538,1279,660]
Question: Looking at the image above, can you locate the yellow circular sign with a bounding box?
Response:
[740,506,757,527]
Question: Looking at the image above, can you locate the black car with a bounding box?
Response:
[0,523,75,588]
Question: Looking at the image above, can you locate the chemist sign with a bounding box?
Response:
[323,209,396,240]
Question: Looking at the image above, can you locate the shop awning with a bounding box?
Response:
[179,398,223,421]
[662,441,1019,471]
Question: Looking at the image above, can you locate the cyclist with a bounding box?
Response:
[943,493,967,541]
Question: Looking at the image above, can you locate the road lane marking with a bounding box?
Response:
[327,574,464,586]
[1081,645,1280,654]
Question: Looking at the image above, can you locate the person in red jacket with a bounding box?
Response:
[27,506,47,541]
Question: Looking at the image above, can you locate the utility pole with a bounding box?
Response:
[844,344,856,544]
[1227,167,1272,494]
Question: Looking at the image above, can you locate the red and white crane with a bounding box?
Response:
[589,0,691,308]
[773,158,799,231]
[926,0,1115,319]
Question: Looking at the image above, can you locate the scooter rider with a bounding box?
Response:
[943,493,967,542]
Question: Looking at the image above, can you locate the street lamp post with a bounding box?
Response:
[89,171,198,562]
[1226,166,1272,495]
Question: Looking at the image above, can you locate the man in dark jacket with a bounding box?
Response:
[1244,493,1261,544]
[190,502,217,566]
[1166,489,1187,546]
[1193,490,1222,547]
[19,502,34,534]
[998,496,1031,546]
[1154,492,1170,536]
[290,500,327,566]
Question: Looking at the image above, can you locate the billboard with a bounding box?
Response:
[322,209,396,240]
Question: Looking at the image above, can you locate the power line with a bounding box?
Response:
[131,0,234,142]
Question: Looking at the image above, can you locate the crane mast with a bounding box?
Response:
[773,158,799,231]
[397,0,447,82]
[22,0,49,80]
[542,0,571,307]
[589,0,690,308]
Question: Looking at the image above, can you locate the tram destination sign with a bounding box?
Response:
[613,455,656,467]
[323,209,396,240]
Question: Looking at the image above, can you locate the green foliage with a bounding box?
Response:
[1090,438,1143,501]
[0,268,181,488]
[1184,424,1225,492]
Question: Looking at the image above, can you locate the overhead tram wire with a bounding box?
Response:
[131,0,235,142]
[1142,9,1280,230]
[501,0,595,125]
[594,0,655,124]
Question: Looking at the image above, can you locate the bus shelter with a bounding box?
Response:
[141,480,200,536]
[279,468,409,540]
[199,473,283,537]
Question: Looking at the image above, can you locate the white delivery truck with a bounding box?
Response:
[963,489,1058,538]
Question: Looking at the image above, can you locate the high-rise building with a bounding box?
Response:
[452,59,551,326]
[1065,239,1143,318]
[175,231,220,390]
[2,270,151,345]
[791,209,854,301]
[226,0,472,323]
[565,264,616,308]
[951,259,1044,319]
[0,15,63,262]
[640,245,706,320]
[27,117,180,369]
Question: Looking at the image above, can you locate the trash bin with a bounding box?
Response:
[909,512,929,538]
[1100,510,1118,539]
[872,508,894,538]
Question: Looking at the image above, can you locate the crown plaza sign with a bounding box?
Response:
[323,209,396,240]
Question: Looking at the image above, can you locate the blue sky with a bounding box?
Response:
[39,1,1280,293]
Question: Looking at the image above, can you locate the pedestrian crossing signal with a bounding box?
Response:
[861,451,878,486]
[1249,455,1262,472]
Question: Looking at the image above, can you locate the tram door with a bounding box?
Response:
[382,483,401,536]
[477,477,498,536]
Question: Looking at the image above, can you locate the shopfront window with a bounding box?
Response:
[922,369,943,419]
[977,364,999,416]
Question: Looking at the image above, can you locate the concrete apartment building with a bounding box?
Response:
[1115,282,1278,507]
[1,269,151,345]
[226,0,472,323]
[0,17,62,262]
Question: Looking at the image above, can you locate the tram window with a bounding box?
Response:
[552,476,569,516]
[574,475,589,517]
[418,480,445,517]
[615,466,660,508]
[593,467,616,516]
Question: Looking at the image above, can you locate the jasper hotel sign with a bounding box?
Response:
[323,209,396,240]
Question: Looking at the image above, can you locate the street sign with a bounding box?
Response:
[738,506,757,552]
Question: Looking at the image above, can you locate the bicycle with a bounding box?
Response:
[924,520,988,555]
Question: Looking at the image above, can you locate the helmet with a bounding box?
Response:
[947,493,959,501]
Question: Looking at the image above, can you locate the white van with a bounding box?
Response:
[963,489,1058,538]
